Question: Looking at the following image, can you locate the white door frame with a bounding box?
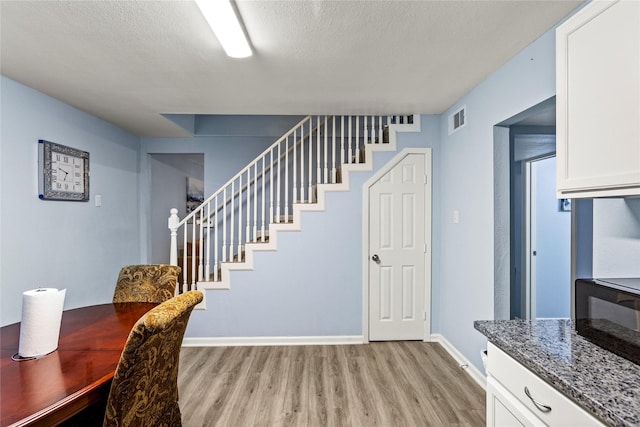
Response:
[362,148,432,343]
[525,160,536,320]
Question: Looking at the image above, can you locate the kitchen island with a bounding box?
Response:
[475,319,640,427]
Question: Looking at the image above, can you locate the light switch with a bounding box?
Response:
[95,194,102,207]
[453,210,459,224]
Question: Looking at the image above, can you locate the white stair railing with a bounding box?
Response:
[169,114,412,292]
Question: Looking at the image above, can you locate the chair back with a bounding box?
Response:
[113,264,181,303]
[103,290,203,427]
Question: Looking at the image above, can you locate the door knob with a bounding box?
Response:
[371,254,380,263]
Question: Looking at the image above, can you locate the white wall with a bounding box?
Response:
[592,198,640,277]
[0,76,141,325]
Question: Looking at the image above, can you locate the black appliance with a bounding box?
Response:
[575,278,640,365]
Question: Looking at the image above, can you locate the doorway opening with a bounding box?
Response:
[522,155,571,319]
[494,98,596,321]
[148,153,204,264]
[493,96,574,320]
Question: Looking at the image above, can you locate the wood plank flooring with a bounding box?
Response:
[178,341,486,427]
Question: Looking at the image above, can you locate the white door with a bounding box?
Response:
[526,157,571,319]
[369,152,429,341]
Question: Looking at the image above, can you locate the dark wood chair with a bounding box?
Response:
[103,290,203,427]
[113,264,181,303]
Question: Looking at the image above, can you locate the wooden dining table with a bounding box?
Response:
[0,302,157,427]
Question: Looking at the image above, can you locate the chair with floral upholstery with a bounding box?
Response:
[103,290,203,427]
[113,264,181,303]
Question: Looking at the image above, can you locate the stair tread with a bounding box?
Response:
[173,116,403,289]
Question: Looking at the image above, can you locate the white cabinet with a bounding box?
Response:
[485,343,604,427]
[487,377,544,427]
[556,0,640,198]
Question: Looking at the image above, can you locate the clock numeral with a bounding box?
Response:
[74,164,81,169]
[75,172,81,178]
[55,154,61,161]
[63,156,69,163]
[56,183,62,189]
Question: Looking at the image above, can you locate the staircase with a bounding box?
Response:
[168,114,417,302]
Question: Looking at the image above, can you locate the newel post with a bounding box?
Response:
[168,208,180,266]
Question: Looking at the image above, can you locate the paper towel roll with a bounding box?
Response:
[18,288,67,358]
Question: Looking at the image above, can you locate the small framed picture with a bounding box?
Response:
[559,198,571,212]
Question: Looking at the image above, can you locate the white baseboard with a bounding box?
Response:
[182,335,365,347]
[430,333,487,390]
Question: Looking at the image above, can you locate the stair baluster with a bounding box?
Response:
[205,201,211,280]
[300,126,305,203]
[222,187,227,263]
[214,196,219,281]
[355,116,360,164]
[245,169,250,246]
[349,116,353,165]
[308,119,313,203]
[269,149,274,225]
[168,115,412,291]
[284,135,289,221]
[331,118,336,183]
[340,116,345,168]
[253,162,258,242]
[364,116,368,155]
[323,117,328,184]
[276,142,281,223]
[261,157,266,240]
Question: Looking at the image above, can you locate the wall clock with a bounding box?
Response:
[38,140,90,201]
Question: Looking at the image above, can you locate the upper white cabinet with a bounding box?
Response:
[556,0,640,198]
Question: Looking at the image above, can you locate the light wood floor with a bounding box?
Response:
[178,341,485,427]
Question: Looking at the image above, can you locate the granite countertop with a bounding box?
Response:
[475,319,640,427]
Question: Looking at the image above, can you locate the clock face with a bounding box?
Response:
[38,140,89,201]
[51,151,85,193]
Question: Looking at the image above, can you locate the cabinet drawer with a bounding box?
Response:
[487,377,545,427]
[487,343,603,427]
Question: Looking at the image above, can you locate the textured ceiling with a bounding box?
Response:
[0,0,581,137]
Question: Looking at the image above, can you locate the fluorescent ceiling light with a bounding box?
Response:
[195,0,252,58]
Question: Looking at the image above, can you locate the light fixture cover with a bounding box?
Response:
[195,0,252,58]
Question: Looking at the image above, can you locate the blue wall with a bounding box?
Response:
[0,76,141,325]
[139,120,443,341]
[438,27,559,371]
[139,135,285,263]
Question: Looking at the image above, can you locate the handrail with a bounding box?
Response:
[170,114,404,292]
[177,115,314,227]
[192,115,327,224]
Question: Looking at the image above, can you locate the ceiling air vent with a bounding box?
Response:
[448,105,466,135]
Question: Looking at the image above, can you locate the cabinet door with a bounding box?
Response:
[487,377,545,427]
[556,0,640,198]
